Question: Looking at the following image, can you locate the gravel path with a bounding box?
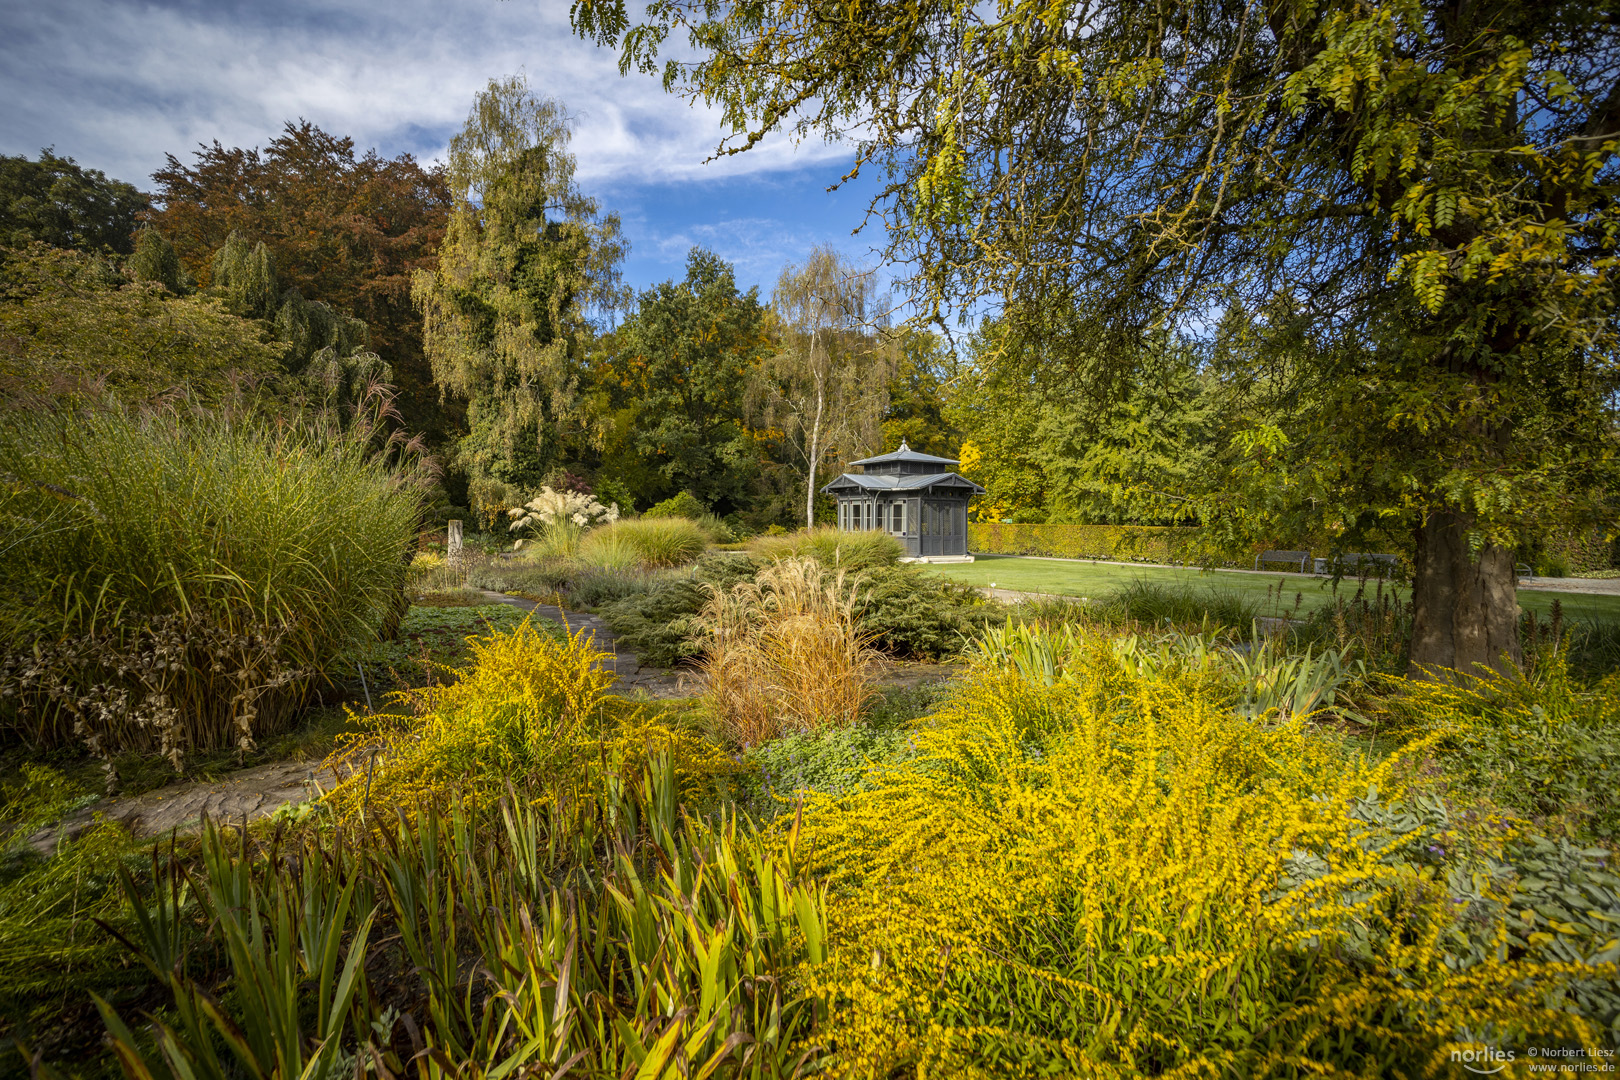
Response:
[1517,576,1620,596]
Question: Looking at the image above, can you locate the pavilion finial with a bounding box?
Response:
[898,439,910,452]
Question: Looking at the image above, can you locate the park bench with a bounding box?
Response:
[1254,550,1311,573]
[1313,552,1400,577]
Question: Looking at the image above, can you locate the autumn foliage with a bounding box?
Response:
[145,122,452,434]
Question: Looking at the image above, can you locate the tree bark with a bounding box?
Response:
[805,328,825,529]
[1408,508,1522,679]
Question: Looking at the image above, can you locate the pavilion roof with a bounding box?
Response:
[820,472,986,495]
[849,439,960,468]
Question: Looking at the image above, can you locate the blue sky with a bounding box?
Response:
[0,0,893,299]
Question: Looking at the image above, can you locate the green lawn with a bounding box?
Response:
[920,554,1620,622]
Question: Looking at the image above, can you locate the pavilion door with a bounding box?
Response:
[921,501,942,556]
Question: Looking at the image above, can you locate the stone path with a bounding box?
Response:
[25,758,352,855]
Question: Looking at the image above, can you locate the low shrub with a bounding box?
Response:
[585,516,706,568]
[747,526,902,571]
[325,617,734,817]
[0,406,421,776]
[854,565,1000,659]
[697,558,884,746]
[1383,650,1620,840]
[599,555,760,666]
[797,632,1616,1070]
[642,490,707,519]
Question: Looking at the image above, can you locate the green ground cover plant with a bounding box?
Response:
[738,684,945,820]
[0,406,422,780]
[346,601,542,691]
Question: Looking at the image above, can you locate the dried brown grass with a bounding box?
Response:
[697,557,884,746]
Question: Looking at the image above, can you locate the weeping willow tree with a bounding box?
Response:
[210,229,389,419]
[413,76,628,514]
[574,0,1620,677]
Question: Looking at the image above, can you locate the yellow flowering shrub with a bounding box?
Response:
[323,617,737,820]
[796,633,1612,1075]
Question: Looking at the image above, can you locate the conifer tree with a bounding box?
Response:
[413,76,627,512]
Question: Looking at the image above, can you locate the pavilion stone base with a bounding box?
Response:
[900,554,976,565]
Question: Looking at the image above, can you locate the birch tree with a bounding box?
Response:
[755,247,895,528]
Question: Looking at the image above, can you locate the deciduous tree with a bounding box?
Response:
[753,246,895,527]
[0,150,148,254]
[574,0,1620,676]
[147,122,451,439]
[0,243,282,403]
[602,248,767,511]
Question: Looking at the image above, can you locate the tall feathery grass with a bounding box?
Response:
[698,557,883,746]
[746,525,902,570]
[0,405,422,772]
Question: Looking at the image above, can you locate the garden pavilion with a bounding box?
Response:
[821,441,984,559]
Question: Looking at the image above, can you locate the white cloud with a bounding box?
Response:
[0,0,851,188]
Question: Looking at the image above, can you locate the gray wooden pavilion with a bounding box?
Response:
[821,441,985,558]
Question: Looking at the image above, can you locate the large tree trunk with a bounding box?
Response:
[1408,508,1521,679]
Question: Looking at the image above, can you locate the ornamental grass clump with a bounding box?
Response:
[698,557,883,746]
[584,515,707,567]
[506,485,619,554]
[796,626,1613,1072]
[747,525,902,571]
[0,405,421,775]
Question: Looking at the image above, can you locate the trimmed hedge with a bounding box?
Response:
[969,522,1204,563]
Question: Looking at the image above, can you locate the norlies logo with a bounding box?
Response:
[1453,1046,1517,1074]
